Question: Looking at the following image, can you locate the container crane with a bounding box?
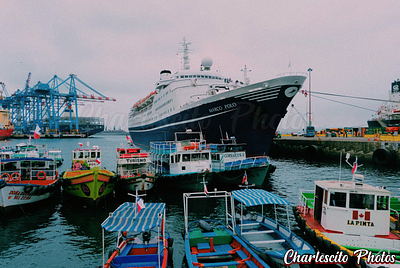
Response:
[0,73,116,136]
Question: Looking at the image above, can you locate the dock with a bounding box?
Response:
[270,135,400,166]
[11,133,90,139]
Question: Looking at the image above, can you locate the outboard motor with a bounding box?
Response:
[142,231,151,244]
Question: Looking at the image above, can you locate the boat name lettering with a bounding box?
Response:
[208,102,237,113]
[283,249,348,265]
[8,190,30,196]
[224,152,245,158]
[347,220,375,227]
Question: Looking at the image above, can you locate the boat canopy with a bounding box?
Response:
[101,202,165,232]
[232,189,290,206]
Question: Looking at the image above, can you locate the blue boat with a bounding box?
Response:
[232,188,315,268]
[183,190,270,268]
[100,201,173,268]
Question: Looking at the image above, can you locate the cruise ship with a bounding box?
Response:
[128,39,307,156]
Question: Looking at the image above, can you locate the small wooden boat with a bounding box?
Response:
[116,146,156,192]
[295,155,400,267]
[209,136,275,186]
[62,145,115,207]
[183,190,270,268]
[100,200,173,268]
[232,188,315,267]
[151,130,212,191]
[0,156,60,214]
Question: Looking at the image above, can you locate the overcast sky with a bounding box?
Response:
[1,1,399,132]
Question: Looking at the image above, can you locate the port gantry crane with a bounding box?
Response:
[0,73,116,135]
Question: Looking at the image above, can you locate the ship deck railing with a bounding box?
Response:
[223,157,269,171]
[298,190,315,215]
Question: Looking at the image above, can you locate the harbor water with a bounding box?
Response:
[0,133,399,268]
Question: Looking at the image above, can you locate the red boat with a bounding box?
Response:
[0,109,14,139]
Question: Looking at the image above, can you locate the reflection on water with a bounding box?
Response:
[0,134,399,267]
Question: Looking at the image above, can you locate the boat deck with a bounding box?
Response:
[188,228,264,268]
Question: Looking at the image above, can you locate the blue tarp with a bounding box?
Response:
[101,202,165,232]
[232,189,290,206]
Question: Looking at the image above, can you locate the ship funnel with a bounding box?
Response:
[201,57,213,71]
[160,70,171,80]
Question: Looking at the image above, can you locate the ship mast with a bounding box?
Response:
[241,65,251,85]
[178,37,192,70]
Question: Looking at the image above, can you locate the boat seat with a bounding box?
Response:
[113,254,159,264]
[197,242,211,250]
[250,239,286,244]
[236,250,259,268]
[243,230,274,235]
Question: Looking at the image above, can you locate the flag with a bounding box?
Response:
[226,132,229,140]
[137,196,145,213]
[204,182,208,194]
[79,142,83,147]
[96,158,101,164]
[126,135,133,143]
[34,125,41,139]
[29,136,32,142]
[242,171,247,184]
[352,157,358,174]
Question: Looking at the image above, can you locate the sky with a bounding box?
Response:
[1,0,399,133]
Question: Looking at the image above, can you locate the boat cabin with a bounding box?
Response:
[169,149,211,174]
[313,174,391,236]
[72,146,101,170]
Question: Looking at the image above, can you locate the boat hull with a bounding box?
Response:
[117,174,156,193]
[62,167,115,207]
[0,179,60,214]
[157,172,212,191]
[129,75,306,156]
[212,165,273,187]
[0,128,14,140]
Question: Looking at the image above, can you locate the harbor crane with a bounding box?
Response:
[0,74,116,135]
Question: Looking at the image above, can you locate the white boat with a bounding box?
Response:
[183,190,270,268]
[0,156,60,214]
[150,130,212,191]
[209,136,276,186]
[115,146,156,192]
[128,38,307,156]
[295,155,400,268]
[232,188,315,268]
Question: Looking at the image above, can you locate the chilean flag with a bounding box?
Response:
[79,142,83,147]
[352,157,358,174]
[34,125,41,139]
[95,158,101,164]
[204,182,209,195]
[242,171,247,184]
[126,135,133,143]
[137,196,145,213]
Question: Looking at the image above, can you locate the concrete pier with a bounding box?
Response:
[269,136,400,166]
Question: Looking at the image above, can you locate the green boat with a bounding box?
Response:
[62,145,116,207]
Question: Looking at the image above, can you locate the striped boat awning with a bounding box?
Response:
[232,189,290,207]
[101,202,165,232]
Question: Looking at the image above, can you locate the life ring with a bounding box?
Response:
[37,171,47,180]
[1,173,10,181]
[11,172,21,182]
